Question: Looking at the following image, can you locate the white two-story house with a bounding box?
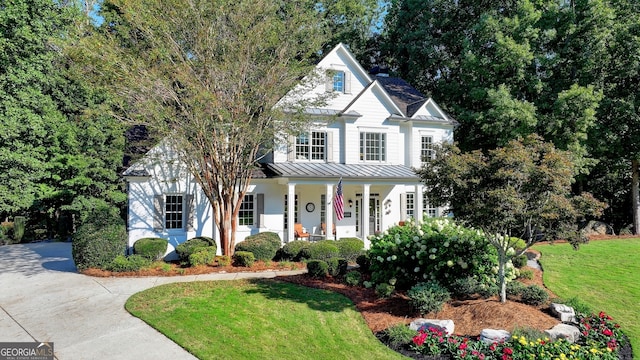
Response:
[123,43,457,256]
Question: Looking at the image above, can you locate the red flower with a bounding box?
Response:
[459,342,468,350]
[413,332,427,347]
[489,343,497,351]
[503,347,513,355]
[603,328,613,336]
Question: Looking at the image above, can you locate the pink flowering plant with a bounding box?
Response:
[405,311,626,360]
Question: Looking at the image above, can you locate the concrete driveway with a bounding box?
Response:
[0,242,304,359]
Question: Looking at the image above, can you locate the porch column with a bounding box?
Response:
[325,183,334,240]
[287,183,296,242]
[362,183,370,248]
[416,184,424,222]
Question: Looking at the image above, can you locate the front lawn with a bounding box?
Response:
[125,279,405,360]
[535,238,640,357]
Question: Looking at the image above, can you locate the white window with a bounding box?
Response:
[296,131,326,161]
[421,136,434,162]
[423,192,438,218]
[360,132,386,162]
[333,71,345,92]
[239,194,254,226]
[406,193,415,219]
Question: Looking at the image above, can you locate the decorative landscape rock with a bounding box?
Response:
[409,319,455,335]
[580,220,615,236]
[545,323,581,343]
[480,329,511,345]
[550,303,576,323]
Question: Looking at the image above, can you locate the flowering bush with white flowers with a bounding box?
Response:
[367,216,500,290]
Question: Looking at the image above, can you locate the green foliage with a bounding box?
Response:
[306,260,329,278]
[383,324,417,347]
[335,238,364,262]
[518,269,534,280]
[368,217,498,290]
[506,281,527,300]
[511,326,548,343]
[375,283,395,299]
[232,251,255,267]
[71,208,126,271]
[477,282,499,299]
[276,240,310,262]
[216,255,231,267]
[344,271,361,286]
[189,247,217,267]
[513,255,528,268]
[520,285,549,306]
[176,238,212,263]
[308,240,340,261]
[450,277,479,299]
[234,232,281,261]
[326,258,348,277]
[133,237,168,261]
[13,216,26,243]
[107,255,152,272]
[407,281,451,315]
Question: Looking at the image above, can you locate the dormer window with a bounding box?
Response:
[326,69,351,93]
[333,71,345,92]
[296,131,326,161]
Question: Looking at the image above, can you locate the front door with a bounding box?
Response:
[357,194,380,237]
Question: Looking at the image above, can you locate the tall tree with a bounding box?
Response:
[0,0,125,236]
[417,135,605,302]
[72,0,337,255]
[382,0,603,160]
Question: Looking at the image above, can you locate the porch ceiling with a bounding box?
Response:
[265,162,420,180]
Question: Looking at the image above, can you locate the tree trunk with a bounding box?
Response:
[632,159,640,235]
[498,250,507,303]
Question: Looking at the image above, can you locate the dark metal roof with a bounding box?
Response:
[266,162,419,180]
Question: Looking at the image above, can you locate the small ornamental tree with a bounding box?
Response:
[417,135,606,302]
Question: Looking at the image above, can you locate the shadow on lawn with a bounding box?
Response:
[243,278,355,313]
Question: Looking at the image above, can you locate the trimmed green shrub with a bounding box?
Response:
[326,258,348,277]
[506,281,527,299]
[384,324,417,347]
[308,240,339,261]
[307,260,329,278]
[216,255,231,267]
[189,247,217,266]
[72,208,126,271]
[344,270,361,286]
[450,277,479,298]
[559,296,593,315]
[407,281,451,315]
[477,283,499,299]
[276,240,311,261]
[521,284,549,306]
[232,251,255,267]
[13,216,26,243]
[356,253,371,272]
[133,237,169,260]
[375,283,395,298]
[176,238,212,263]
[235,232,281,261]
[335,238,364,262]
[513,254,528,268]
[107,255,151,272]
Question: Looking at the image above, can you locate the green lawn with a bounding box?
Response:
[535,238,640,356]
[125,279,406,360]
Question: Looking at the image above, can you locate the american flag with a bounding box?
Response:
[334,178,344,221]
